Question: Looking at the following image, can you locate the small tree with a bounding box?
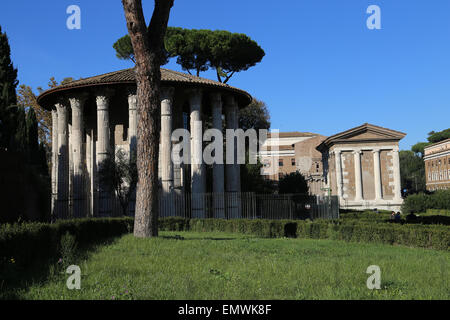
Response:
[239,98,270,132]
[98,150,138,216]
[241,161,275,194]
[399,150,426,195]
[278,172,309,194]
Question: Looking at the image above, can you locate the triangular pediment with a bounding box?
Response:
[317,123,406,151]
[339,124,405,141]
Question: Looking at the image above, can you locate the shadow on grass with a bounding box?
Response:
[161,235,237,241]
[0,236,123,300]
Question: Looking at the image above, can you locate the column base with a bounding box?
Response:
[340,198,404,212]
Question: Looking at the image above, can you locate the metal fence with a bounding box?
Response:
[158,192,339,220]
[54,187,339,221]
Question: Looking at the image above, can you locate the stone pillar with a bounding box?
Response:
[90,129,96,217]
[334,150,343,201]
[211,92,225,218]
[68,123,73,217]
[51,109,58,220]
[188,89,205,218]
[85,130,92,217]
[96,91,113,216]
[353,150,363,201]
[373,149,383,201]
[127,89,138,157]
[127,89,137,216]
[69,94,88,218]
[392,148,402,201]
[225,95,241,218]
[56,101,69,219]
[161,87,175,194]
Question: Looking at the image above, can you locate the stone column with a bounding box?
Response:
[189,89,206,218]
[392,148,403,201]
[68,123,73,217]
[56,101,69,219]
[334,150,343,201]
[51,109,58,220]
[225,95,241,218]
[85,130,92,217]
[211,92,225,218]
[126,89,137,216]
[161,87,175,194]
[353,150,363,201]
[127,89,138,157]
[69,94,88,218]
[373,149,383,201]
[96,91,113,216]
[90,129,96,217]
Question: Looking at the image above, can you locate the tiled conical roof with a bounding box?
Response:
[37,67,252,109]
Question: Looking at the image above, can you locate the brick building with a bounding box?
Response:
[259,132,327,195]
[424,138,450,191]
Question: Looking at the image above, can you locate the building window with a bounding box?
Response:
[279,159,284,167]
[291,158,295,166]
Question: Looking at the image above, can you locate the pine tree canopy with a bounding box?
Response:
[113,27,265,83]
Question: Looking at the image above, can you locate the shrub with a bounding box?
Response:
[0,217,133,271]
[59,232,77,268]
[162,217,449,250]
[402,190,450,214]
[425,209,450,216]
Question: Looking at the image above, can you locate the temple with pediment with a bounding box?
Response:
[317,123,406,211]
[260,123,406,212]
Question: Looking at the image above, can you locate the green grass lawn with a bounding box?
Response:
[14,232,450,300]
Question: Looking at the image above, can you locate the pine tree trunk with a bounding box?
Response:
[122,0,173,237]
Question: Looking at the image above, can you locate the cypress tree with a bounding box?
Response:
[13,107,27,155]
[38,142,49,176]
[26,107,39,163]
[0,25,19,150]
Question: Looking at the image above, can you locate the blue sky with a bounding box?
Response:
[1,0,450,150]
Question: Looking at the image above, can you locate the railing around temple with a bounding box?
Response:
[159,192,339,220]
[54,189,339,221]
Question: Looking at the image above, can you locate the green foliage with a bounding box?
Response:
[0,217,134,273]
[238,98,271,132]
[241,160,275,194]
[339,210,392,222]
[428,129,450,144]
[278,171,309,194]
[98,150,137,216]
[59,232,77,268]
[113,34,136,63]
[0,25,18,114]
[113,27,265,83]
[425,209,450,216]
[0,26,19,152]
[402,190,450,213]
[399,150,426,194]
[238,98,273,193]
[411,128,450,158]
[206,29,265,83]
[411,142,430,157]
[13,106,27,154]
[158,217,449,250]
